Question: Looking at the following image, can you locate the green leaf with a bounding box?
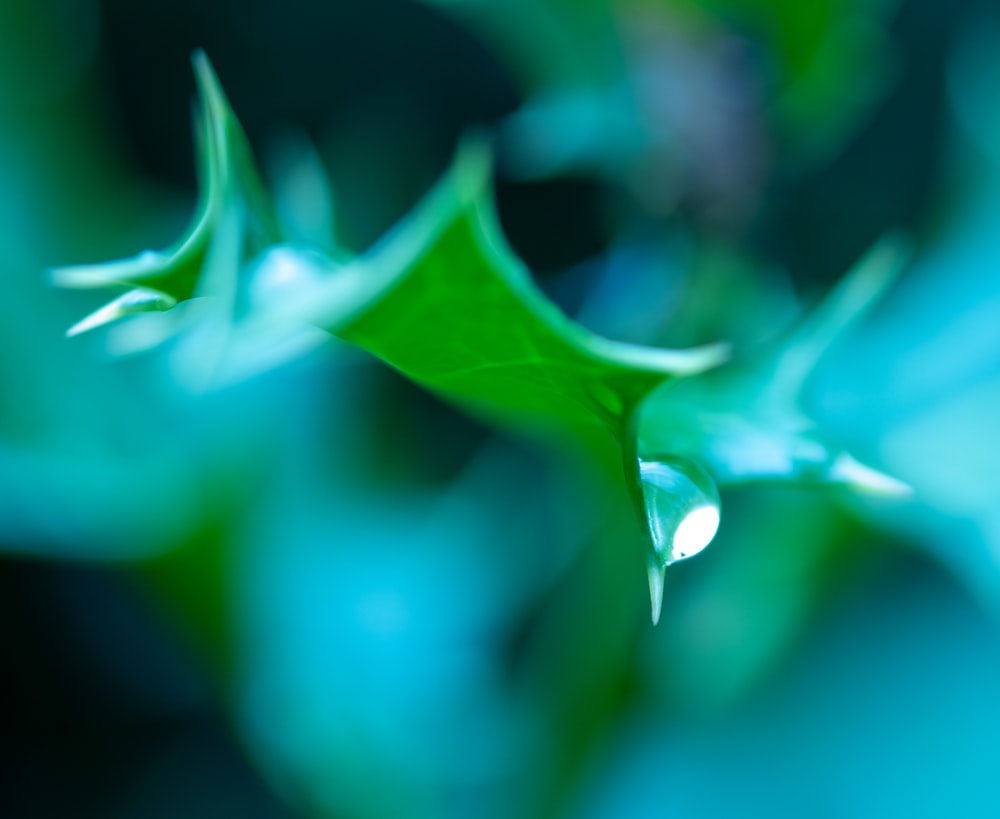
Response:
[51,54,909,627]
[51,51,280,318]
[299,141,729,444]
[635,236,913,494]
[627,237,911,622]
[54,55,725,440]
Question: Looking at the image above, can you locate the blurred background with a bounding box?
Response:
[3,0,1000,816]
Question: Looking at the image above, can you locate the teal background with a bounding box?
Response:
[3,0,1000,816]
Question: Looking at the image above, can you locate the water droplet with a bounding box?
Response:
[638,455,721,624]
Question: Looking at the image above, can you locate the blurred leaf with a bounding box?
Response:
[52,52,280,311]
[435,0,900,184]
[626,237,911,622]
[637,236,912,493]
[54,60,728,445]
[266,130,340,253]
[60,53,896,493]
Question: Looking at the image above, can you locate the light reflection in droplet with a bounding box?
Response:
[671,504,720,561]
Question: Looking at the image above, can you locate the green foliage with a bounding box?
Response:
[54,55,906,620]
[325,145,727,443]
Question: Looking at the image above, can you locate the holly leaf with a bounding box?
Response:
[53,55,726,448]
[636,236,913,495]
[294,143,729,445]
[53,51,281,328]
[52,54,907,626]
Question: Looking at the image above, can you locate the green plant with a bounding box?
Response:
[53,54,909,623]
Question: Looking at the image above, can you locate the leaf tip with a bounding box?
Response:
[647,559,666,626]
[191,49,217,94]
[850,231,912,303]
[64,288,176,339]
[830,453,913,498]
[191,49,231,132]
[453,131,494,201]
[49,263,106,290]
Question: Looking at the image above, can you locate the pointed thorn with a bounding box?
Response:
[65,288,176,338]
[830,453,913,498]
[191,48,230,123]
[647,560,666,626]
